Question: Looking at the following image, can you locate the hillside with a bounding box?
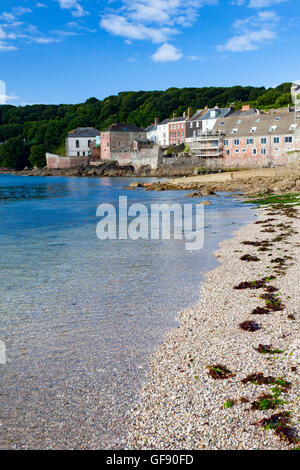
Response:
[0,83,293,170]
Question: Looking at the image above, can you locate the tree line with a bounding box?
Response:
[0,82,292,169]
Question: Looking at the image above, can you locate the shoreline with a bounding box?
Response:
[124,201,300,450]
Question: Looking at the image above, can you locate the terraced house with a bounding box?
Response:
[213,108,296,168]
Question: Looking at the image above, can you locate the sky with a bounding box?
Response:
[0,0,299,105]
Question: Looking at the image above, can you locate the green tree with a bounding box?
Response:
[29,145,47,168]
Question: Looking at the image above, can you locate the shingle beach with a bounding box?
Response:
[125,202,300,450]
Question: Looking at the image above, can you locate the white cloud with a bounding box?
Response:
[248,0,288,7]
[100,1,218,44]
[186,55,205,61]
[218,29,276,51]
[36,3,47,7]
[100,14,176,43]
[218,6,280,52]
[56,0,88,18]
[151,43,182,62]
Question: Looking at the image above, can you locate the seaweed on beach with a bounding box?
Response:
[240,254,261,262]
[206,364,236,380]
[254,344,283,354]
[252,412,299,445]
[251,307,272,315]
[241,373,276,385]
[251,393,284,411]
[288,314,296,320]
[239,320,261,331]
[260,293,285,311]
[234,279,266,290]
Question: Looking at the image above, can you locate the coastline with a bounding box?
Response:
[124,201,300,450]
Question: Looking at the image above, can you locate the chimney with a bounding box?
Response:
[173,113,176,119]
[229,103,235,111]
[204,105,209,112]
[188,107,192,119]
[154,117,160,125]
[242,104,250,111]
[183,111,186,118]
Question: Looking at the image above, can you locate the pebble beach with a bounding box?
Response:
[125,201,300,450]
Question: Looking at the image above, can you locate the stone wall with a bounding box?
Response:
[46,153,90,169]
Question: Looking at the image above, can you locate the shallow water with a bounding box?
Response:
[0,175,255,449]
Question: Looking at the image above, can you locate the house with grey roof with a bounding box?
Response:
[66,127,100,157]
[191,108,297,168]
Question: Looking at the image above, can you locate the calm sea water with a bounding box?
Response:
[0,174,255,449]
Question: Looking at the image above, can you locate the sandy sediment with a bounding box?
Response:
[125,203,300,450]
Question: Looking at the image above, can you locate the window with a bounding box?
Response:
[247,138,253,145]
[77,151,80,156]
[275,117,280,121]
[76,140,80,148]
[190,122,193,128]
[253,149,257,155]
[250,127,257,133]
[242,149,246,152]
[235,149,240,153]
[231,128,238,134]
[285,136,293,143]
[88,140,91,147]
[269,126,277,132]
[220,121,224,125]
[226,150,230,155]
[224,139,229,146]
[290,124,297,131]
[261,148,266,155]
[196,121,199,127]
[234,138,240,145]
[83,151,85,156]
[261,137,267,144]
[273,137,280,144]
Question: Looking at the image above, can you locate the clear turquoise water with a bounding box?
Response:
[0,175,255,449]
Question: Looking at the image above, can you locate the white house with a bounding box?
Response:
[145,125,158,144]
[157,118,171,146]
[66,127,100,157]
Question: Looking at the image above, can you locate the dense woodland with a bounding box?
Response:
[0,82,292,169]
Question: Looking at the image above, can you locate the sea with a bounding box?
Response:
[0,174,255,449]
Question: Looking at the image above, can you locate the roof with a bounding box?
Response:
[160,118,172,125]
[190,109,204,121]
[145,125,157,132]
[68,127,100,137]
[230,109,264,117]
[213,111,295,137]
[200,107,233,120]
[103,123,145,133]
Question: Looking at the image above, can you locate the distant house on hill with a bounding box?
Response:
[66,127,100,157]
[100,123,146,160]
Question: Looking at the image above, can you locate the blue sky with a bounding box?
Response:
[0,0,299,105]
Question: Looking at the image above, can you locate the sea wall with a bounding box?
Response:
[46,153,90,169]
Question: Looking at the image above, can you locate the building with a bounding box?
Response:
[200,105,235,133]
[100,123,146,160]
[156,118,172,146]
[199,108,296,168]
[66,127,100,157]
[168,116,187,146]
[145,119,159,144]
[185,109,204,143]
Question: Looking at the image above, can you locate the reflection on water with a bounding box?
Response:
[0,174,255,449]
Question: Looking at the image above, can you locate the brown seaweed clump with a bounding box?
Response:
[240,254,261,262]
[253,412,299,445]
[206,364,236,380]
[241,372,276,385]
[239,320,261,331]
